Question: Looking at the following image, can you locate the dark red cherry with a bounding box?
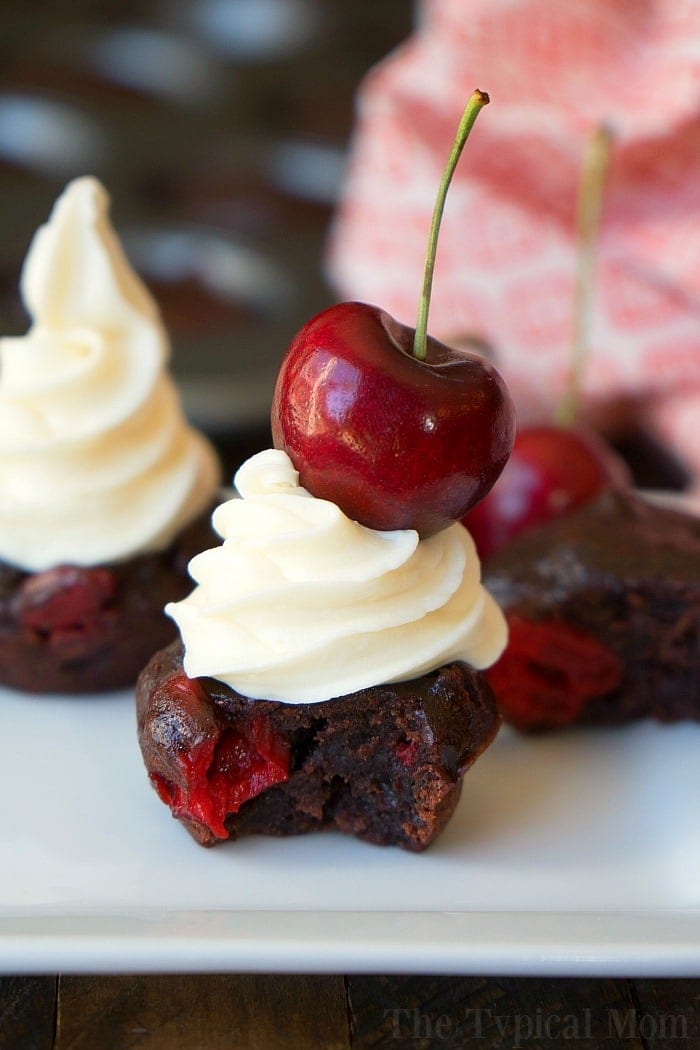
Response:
[273,92,508,535]
[271,301,515,536]
[463,424,631,558]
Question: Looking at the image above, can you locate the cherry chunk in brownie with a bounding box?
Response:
[483,490,700,730]
[0,510,216,695]
[137,640,500,851]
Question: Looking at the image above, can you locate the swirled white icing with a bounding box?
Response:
[0,177,220,570]
[167,448,507,703]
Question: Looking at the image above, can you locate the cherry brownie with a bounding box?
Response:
[137,640,500,851]
[484,490,700,730]
[0,510,215,694]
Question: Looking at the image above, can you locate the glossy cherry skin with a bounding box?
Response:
[272,302,515,535]
[464,424,632,558]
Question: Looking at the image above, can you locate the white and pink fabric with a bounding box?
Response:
[328,0,700,499]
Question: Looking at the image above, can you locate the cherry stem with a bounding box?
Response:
[413,89,490,361]
[556,123,614,426]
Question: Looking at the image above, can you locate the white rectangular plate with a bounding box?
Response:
[2,686,699,974]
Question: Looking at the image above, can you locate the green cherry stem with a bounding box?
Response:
[413,89,490,361]
[556,122,614,426]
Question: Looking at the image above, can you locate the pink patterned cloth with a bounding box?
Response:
[327,0,700,498]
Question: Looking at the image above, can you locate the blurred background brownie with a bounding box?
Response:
[484,490,700,731]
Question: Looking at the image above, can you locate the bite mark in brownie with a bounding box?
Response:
[137,640,501,851]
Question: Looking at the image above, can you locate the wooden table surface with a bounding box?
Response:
[1,974,699,1048]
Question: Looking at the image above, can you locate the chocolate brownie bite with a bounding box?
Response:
[484,490,700,730]
[137,640,500,851]
[137,448,507,850]
[0,178,221,693]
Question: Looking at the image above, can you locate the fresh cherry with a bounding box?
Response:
[463,424,631,558]
[464,125,631,557]
[272,301,515,535]
[272,91,515,535]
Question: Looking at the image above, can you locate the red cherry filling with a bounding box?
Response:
[393,737,420,768]
[151,706,290,839]
[14,566,117,657]
[486,615,621,730]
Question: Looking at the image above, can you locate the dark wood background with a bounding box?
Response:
[2,975,699,1048]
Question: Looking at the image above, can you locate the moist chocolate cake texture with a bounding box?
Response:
[484,490,700,729]
[137,640,501,851]
[0,509,216,694]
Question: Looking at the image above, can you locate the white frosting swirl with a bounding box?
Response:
[0,177,220,570]
[167,449,507,703]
